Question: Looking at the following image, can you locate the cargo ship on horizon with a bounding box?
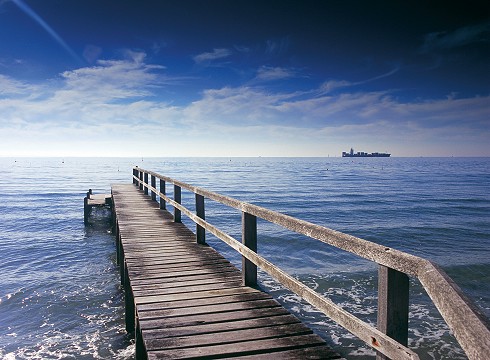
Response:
[342,148,391,157]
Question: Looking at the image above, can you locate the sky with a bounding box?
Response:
[0,0,489,157]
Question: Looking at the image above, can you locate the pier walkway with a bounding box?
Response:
[111,184,342,359]
[107,168,489,360]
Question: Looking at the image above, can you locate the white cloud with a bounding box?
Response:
[255,66,296,81]
[193,48,232,64]
[319,80,352,94]
[0,74,37,96]
[0,52,489,157]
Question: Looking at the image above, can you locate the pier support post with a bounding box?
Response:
[151,175,156,201]
[133,168,138,185]
[160,179,166,210]
[83,196,89,224]
[196,194,205,244]
[135,319,147,360]
[144,173,149,195]
[242,212,257,287]
[83,190,93,225]
[139,171,143,191]
[124,264,135,335]
[377,265,409,360]
[174,185,181,223]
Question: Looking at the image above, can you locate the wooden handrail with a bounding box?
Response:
[132,167,490,360]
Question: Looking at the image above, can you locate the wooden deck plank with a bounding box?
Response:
[138,307,293,330]
[231,346,342,359]
[145,323,314,351]
[138,298,282,320]
[137,292,273,312]
[147,334,327,359]
[111,183,342,359]
[142,315,302,340]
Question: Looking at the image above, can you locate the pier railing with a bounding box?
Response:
[132,167,489,360]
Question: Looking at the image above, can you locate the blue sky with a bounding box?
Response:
[0,0,489,157]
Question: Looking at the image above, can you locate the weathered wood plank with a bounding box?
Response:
[135,285,262,305]
[142,314,302,339]
[147,334,327,359]
[132,282,245,297]
[145,323,314,351]
[138,306,292,330]
[234,346,342,359]
[130,273,242,288]
[138,298,282,320]
[137,291,273,312]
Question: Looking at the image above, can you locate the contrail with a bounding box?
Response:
[12,0,83,63]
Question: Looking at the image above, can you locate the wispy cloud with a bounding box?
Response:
[0,74,36,95]
[255,66,296,81]
[193,48,232,64]
[319,65,401,95]
[319,80,352,94]
[421,22,490,52]
[264,38,290,56]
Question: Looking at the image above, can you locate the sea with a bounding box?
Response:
[0,157,488,360]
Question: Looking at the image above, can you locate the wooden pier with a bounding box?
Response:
[112,184,342,359]
[83,189,112,224]
[105,167,489,360]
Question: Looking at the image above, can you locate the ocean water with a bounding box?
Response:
[0,157,488,359]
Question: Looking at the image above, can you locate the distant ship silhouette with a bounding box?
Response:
[342,148,390,157]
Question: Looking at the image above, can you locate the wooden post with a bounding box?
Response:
[83,196,89,224]
[120,247,125,286]
[174,185,181,223]
[242,212,257,287]
[151,175,156,201]
[124,263,135,334]
[133,168,137,185]
[83,189,93,224]
[111,195,116,234]
[144,172,149,195]
[139,171,143,191]
[377,265,409,360]
[115,228,120,266]
[160,179,166,210]
[135,319,147,360]
[196,194,205,244]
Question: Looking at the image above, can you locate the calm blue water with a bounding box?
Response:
[0,157,488,359]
